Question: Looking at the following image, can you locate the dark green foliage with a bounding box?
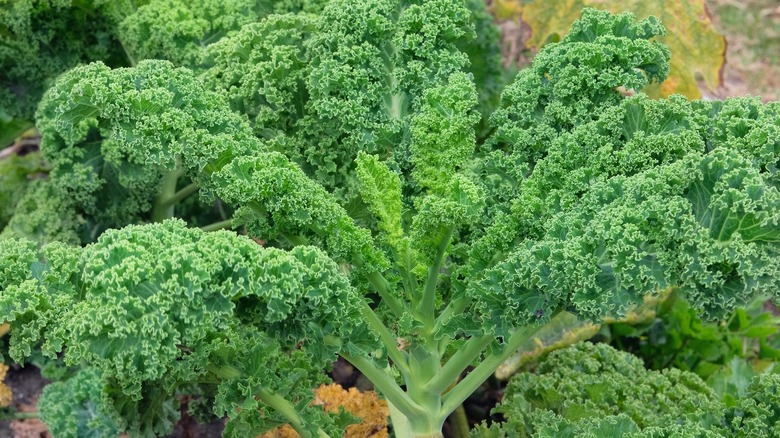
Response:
[0,3,778,437]
[38,368,120,438]
[603,293,780,379]
[0,0,136,127]
[203,0,497,198]
[1,220,373,436]
[465,11,780,334]
[476,343,780,438]
[118,0,265,67]
[2,60,258,244]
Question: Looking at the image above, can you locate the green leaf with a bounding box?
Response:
[409,72,480,191]
[38,368,120,438]
[496,311,600,379]
[494,0,726,98]
[708,357,757,405]
[492,343,728,436]
[355,152,405,244]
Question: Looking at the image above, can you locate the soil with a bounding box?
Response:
[1,365,49,438]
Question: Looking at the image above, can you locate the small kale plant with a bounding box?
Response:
[1,2,780,437]
[475,342,780,437]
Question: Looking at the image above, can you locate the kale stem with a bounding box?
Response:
[340,352,425,419]
[281,232,309,246]
[447,403,470,438]
[200,219,235,232]
[152,163,184,222]
[255,388,329,438]
[364,269,407,318]
[388,401,414,438]
[424,334,492,395]
[157,183,199,210]
[395,243,418,305]
[439,324,544,420]
[215,199,229,220]
[418,226,454,326]
[361,302,412,378]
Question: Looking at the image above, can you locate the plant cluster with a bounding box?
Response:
[1,1,779,437]
[603,293,780,379]
[475,342,780,437]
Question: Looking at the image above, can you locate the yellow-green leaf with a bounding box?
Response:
[496,289,671,379]
[494,0,726,98]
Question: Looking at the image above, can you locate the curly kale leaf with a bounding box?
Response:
[0,179,84,245]
[6,60,258,244]
[204,0,479,198]
[118,0,332,70]
[38,368,120,438]
[59,220,369,389]
[469,147,780,336]
[118,0,265,68]
[0,220,375,436]
[479,343,780,438]
[211,152,389,275]
[726,373,780,437]
[0,238,81,361]
[201,13,316,147]
[0,0,133,125]
[479,8,670,211]
[465,10,780,334]
[692,98,780,188]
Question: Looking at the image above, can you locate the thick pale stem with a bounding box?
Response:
[394,243,418,304]
[403,347,447,437]
[340,352,424,419]
[200,219,235,232]
[152,165,184,222]
[388,401,414,438]
[157,182,198,210]
[418,227,454,326]
[361,302,412,378]
[440,325,543,417]
[390,93,405,120]
[425,334,493,394]
[365,269,407,318]
[255,388,329,438]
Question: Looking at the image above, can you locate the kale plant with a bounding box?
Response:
[1,2,779,437]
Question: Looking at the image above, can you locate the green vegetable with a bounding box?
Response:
[202,0,502,197]
[0,150,46,229]
[118,0,268,67]
[0,0,137,134]
[2,59,258,244]
[0,4,779,437]
[2,220,369,436]
[475,342,780,438]
[38,368,120,438]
